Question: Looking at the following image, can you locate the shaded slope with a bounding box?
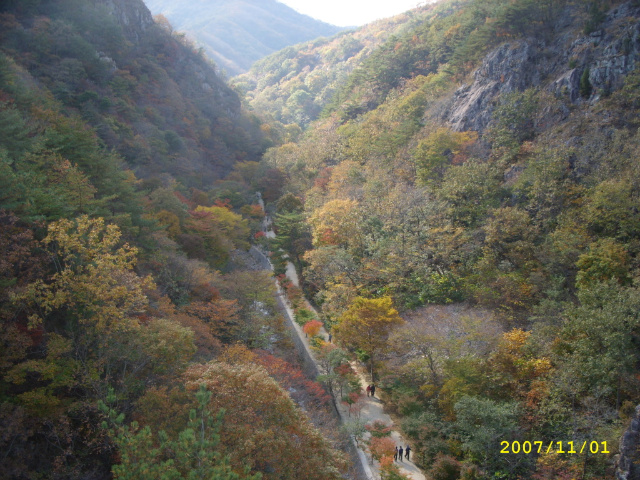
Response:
[0,0,267,188]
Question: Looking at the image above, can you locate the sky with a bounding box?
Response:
[278,0,429,27]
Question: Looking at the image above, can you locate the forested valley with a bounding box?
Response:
[2,0,640,479]
[0,0,345,478]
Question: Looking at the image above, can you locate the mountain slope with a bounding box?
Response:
[257,1,640,478]
[0,1,346,479]
[0,0,268,189]
[144,0,344,75]
[235,6,435,126]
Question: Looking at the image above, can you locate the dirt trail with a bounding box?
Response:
[282,264,425,480]
[256,193,425,479]
[348,366,426,480]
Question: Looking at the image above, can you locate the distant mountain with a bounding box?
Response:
[143,0,345,75]
[235,7,435,126]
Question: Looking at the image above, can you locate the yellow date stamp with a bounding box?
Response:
[500,441,610,454]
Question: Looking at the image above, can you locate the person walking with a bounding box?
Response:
[370,384,376,398]
[398,446,403,461]
[394,446,398,461]
[405,445,411,461]
[366,385,371,397]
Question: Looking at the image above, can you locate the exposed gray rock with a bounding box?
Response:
[537,102,571,131]
[97,53,118,73]
[548,68,582,102]
[544,2,640,101]
[616,405,640,480]
[591,23,640,95]
[96,0,154,41]
[447,42,540,133]
[444,1,640,134]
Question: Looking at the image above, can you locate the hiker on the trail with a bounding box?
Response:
[394,446,398,461]
[405,445,411,460]
[366,385,371,397]
[398,446,403,461]
[328,333,332,343]
[370,384,376,397]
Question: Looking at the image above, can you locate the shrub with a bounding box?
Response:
[365,420,393,438]
[580,67,592,98]
[429,454,461,480]
[294,307,316,326]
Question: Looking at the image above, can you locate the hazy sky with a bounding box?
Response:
[278,0,427,27]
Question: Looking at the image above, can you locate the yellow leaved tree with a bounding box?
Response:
[194,205,250,250]
[333,296,403,381]
[11,216,195,409]
[308,198,363,250]
[21,215,152,333]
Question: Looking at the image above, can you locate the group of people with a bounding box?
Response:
[394,445,411,461]
[365,384,376,397]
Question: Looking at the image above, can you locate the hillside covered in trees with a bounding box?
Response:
[259,0,640,478]
[0,0,349,479]
[234,7,435,127]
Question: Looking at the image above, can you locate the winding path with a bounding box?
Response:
[254,193,425,480]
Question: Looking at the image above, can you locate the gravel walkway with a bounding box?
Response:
[256,194,426,480]
[277,256,425,480]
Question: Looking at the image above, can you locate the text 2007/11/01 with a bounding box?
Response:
[500,440,610,455]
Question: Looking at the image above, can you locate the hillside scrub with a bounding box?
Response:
[2,0,640,478]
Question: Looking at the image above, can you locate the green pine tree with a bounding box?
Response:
[100,385,261,480]
[580,67,593,98]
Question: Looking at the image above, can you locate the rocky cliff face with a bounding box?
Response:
[616,405,640,480]
[447,41,541,132]
[445,1,640,134]
[552,2,640,101]
[95,0,154,41]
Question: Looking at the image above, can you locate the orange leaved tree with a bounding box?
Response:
[303,319,323,338]
[139,361,346,480]
[369,437,396,462]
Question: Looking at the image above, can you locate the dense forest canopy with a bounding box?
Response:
[234,5,437,127]
[1,0,269,189]
[0,0,345,478]
[260,0,640,478]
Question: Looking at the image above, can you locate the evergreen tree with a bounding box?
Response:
[580,67,593,98]
[100,385,261,480]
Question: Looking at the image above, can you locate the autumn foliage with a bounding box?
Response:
[334,296,403,379]
[5,0,640,478]
[181,362,343,479]
[368,436,396,461]
[303,319,323,337]
[256,351,332,407]
[366,420,393,438]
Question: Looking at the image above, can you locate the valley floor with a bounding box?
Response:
[255,211,426,479]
